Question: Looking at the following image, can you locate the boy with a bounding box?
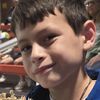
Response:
[11,0,98,100]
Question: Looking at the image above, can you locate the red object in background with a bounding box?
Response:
[0,64,26,76]
[0,23,11,31]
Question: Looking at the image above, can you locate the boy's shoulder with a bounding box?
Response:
[86,67,100,99]
[26,85,50,100]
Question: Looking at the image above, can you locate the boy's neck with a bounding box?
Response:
[49,67,91,100]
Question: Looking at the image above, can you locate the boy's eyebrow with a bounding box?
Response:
[33,26,60,36]
[18,26,60,45]
[33,27,51,35]
[17,28,49,45]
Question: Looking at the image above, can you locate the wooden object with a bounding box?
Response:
[0,64,26,75]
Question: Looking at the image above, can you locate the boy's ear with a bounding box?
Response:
[82,20,96,51]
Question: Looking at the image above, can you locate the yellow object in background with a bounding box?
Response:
[1,32,10,39]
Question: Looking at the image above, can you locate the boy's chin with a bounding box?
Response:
[40,81,61,89]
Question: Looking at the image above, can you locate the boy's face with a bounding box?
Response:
[16,10,86,88]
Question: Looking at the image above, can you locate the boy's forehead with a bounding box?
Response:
[16,9,73,42]
[16,9,67,33]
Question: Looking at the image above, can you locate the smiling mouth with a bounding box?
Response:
[33,63,55,75]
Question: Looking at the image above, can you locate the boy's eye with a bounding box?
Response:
[21,45,32,53]
[40,33,57,46]
[45,34,55,41]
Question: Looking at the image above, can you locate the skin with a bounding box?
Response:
[14,56,23,65]
[0,54,13,64]
[16,9,96,100]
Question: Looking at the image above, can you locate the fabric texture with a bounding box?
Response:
[26,85,50,100]
[85,62,100,100]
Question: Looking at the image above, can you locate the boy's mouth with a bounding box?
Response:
[33,63,55,75]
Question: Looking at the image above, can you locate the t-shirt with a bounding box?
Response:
[26,63,100,100]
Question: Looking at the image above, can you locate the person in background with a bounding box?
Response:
[0,31,11,82]
[0,46,35,91]
[14,56,36,91]
[0,0,19,83]
[4,0,19,25]
[0,46,20,83]
[11,0,99,100]
[84,0,100,70]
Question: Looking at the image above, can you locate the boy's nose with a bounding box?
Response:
[31,43,46,64]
